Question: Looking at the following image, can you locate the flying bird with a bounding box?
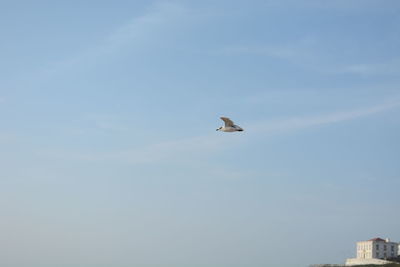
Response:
[216,117,243,132]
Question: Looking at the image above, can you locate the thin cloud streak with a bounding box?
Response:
[221,41,400,77]
[220,37,316,61]
[105,2,188,49]
[39,133,238,165]
[38,99,400,165]
[339,62,400,76]
[25,2,190,83]
[249,99,400,134]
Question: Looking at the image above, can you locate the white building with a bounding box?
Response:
[345,237,399,266]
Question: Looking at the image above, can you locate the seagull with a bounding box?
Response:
[216,117,244,132]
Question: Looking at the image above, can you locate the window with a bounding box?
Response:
[376,244,379,250]
[376,252,379,258]
[384,245,387,251]
[391,246,394,251]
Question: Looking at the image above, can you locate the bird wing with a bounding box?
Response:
[220,117,234,127]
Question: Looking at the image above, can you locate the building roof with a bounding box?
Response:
[368,238,386,242]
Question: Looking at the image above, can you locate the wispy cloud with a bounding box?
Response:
[339,62,400,76]
[38,98,400,165]
[34,2,191,79]
[104,2,188,49]
[38,133,236,165]
[250,99,400,134]
[221,40,400,77]
[220,37,316,61]
[221,44,297,59]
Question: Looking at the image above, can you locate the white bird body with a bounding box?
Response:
[216,117,243,132]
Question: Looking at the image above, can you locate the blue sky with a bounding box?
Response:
[1,1,400,267]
